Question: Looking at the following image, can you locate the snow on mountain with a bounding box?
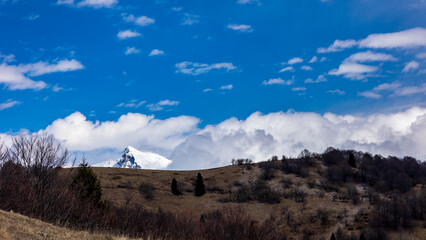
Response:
[94,146,172,169]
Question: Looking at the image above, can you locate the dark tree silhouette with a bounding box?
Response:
[330,233,336,240]
[348,152,356,168]
[171,178,181,195]
[71,158,104,208]
[359,232,366,240]
[194,172,206,197]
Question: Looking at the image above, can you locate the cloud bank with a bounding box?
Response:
[19,107,423,170]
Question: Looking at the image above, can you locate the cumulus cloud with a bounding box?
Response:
[286,57,303,65]
[117,30,141,40]
[308,56,318,63]
[147,100,179,111]
[0,63,47,90]
[170,107,426,169]
[175,61,236,75]
[344,51,397,63]
[300,65,313,71]
[148,49,165,56]
[305,75,327,83]
[317,39,358,53]
[359,27,426,49]
[77,0,117,8]
[328,62,379,80]
[262,77,293,86]
[45,112,199,155]
[0,58,83,90]
[358,82,426,98]
[57,0,74,5]
[402,61,420,72]
[279,66,294,73]
[123,14,155,26]
[19,59,84,76]
[291,87,306,91]
[227,24,253,33]
[124,47,140,55]
[0,99,21,111]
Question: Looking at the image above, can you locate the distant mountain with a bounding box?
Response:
[94,146,171,169]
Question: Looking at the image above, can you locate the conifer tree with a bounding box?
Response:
[71,158,104,208]
[330,233,336,240]
[348,152,356,168]
[359,233,366,240]
[171,178,181,195]
[194,172,206,197]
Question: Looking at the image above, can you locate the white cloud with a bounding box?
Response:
[227,24,253,33]
[170,107,426,169]
[0,63,47,90]
[291,87,306,91]
[402,61,420,72]
[77,0,117,8]
[19,59,84,76]
[117,99,146,108]
[317,39,358,53]
[359,27,426,49]
[358,91,382,99]
[117,30,141,40]
[181,13,199,25]
[26,14,40,21]
[344,51,397,63]
[148,49,165,56]
[262,77,293,86]
[393,83,426,96]
[328,89,346,95]
[358,82,426,98]
[175,61,237,75]
[279,66,294,72]
[45,112,198,155]
[328,62,379,80]
[300,65,313,71]
[0,53,15,63]
[147,100,179,111]
[203,88,213,93]
[124,47,140,55]
[123,14,155,26]
[0,58,83,90]
[286,57,303,65]
[57,0,74,5]
[0,99,21,111]
[305,74,327,83]
[417,52,426,59]
[172,7,183,12]
[308,56,318,63]
[237,0,260,4]
[220,84,233,90]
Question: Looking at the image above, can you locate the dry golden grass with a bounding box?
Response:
[0,209,141,240]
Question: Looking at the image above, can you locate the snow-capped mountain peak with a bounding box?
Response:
[94,146,171,169]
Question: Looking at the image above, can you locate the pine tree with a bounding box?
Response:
[330,233,336,240]
[348,152,356,168]
[359,233,366,240]
[71,159,104,208]
[171,178,181,195]
[194,172,206,197]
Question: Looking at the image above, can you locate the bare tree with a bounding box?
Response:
[7,132,69,177]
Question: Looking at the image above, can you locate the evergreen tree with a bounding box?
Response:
[348,153,356,168]
[359,233,366,240]
[194,172,206,197]
[171,178,181,195]
[71,159,104,208]
[330,233,336,240]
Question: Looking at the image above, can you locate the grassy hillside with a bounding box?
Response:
[0,209,137,240]
[91,155,426,240]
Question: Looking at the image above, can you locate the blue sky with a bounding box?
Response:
[1,0,426,169]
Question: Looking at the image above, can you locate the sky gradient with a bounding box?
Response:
[1,0,425,169]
